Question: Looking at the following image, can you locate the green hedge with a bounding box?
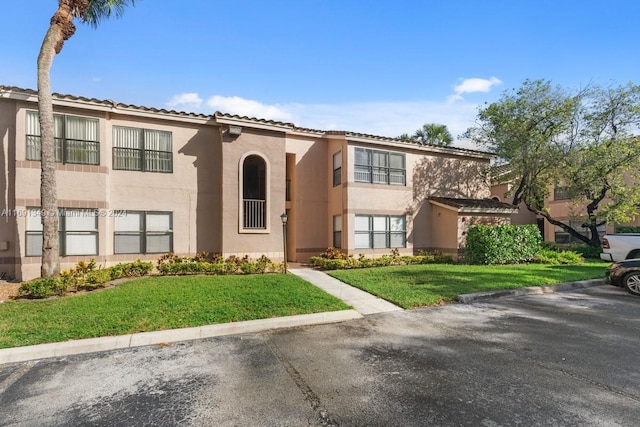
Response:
[309,249,453,270]
[615,226,640,234]
[155,254,279,275]
[465,224,542,265]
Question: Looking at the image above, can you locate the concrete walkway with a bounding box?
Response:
[289,268,403,315]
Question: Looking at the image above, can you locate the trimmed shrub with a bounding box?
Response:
[110,260,154,279]
[18,259,154,299]
[18,278,68,299]
[532,249,584,265]
[155,253,275,275]
[309,249,454,270]
[466,224,542,265]
[317,247,350,260]
[81,269,113,290]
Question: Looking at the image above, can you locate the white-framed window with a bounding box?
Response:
[26,111,99,165]
[333,151,342,186]
[354,148,405,185]
[333,215,342,248]
[354,215,406,249]
[26,208,99,256]
[113,126,173,173]
[114,211,173,254]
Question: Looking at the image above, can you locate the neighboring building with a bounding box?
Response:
[0,86,512,281]
[490,166,640,244]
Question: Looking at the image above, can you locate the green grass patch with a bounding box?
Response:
[0,275,349,349]
[329,261,607,309]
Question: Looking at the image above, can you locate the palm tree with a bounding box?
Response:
[412,123,453,146]
[38,0,135,277]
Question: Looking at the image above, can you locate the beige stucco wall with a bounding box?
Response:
[411,152,490,251]
[9,100,223,281]
[339,143,491,257]
[430,205,458,254]
[220,128,286,259]
[286,134,331,261]
[0,100,17,279]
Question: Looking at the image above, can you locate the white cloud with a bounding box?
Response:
[163,93,487,150]
[285,100,481,149]
[206,95,293,122]
[448,77,502,103]
[166,92,203,109]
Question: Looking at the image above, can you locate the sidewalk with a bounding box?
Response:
[289,268,402,315]
[0,268,397,364]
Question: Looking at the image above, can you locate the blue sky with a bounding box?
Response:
[2,1,639,147]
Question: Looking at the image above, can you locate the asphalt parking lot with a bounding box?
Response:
[1,284,639,426]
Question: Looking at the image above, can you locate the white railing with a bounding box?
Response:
[244,199,266,229]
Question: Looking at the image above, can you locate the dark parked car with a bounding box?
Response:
[605,259,640,296]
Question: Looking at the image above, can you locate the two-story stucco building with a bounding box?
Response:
[0,86,516,281]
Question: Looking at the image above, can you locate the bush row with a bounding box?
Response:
[542,242,602,259]
[532,249,583,265]
[18,259,153,299]
[156,253,283,275]
[309,248,453,270]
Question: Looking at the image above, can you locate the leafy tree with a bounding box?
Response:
[398,123,453,146]
[38,0,135,277]
[465,79,640,247]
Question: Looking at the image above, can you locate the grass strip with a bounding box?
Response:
[329,261,607,308]
[0,274,349,349]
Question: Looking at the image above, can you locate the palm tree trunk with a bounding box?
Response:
[37,3,75,278]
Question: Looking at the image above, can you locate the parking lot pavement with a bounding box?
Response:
[1,285,639,426]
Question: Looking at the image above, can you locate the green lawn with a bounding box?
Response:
[329,261,608,308]
[0,275,349,349]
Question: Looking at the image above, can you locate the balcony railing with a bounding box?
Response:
[243,199,266,229]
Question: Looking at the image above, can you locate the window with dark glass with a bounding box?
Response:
[333,151,342,186]
[333,215,342,248]
[26,111,99,165]
[354,215,406,249]
[553,186,571,200]
[26,208,98,256]
[354,148,405,185]
[243,155,267,229]
[113,126,173,172]
[114,211,173,254]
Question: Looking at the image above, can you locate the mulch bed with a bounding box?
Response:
[0,283,21,302]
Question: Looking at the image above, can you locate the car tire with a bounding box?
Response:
[623,272,640,296]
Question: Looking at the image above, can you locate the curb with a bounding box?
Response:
[457,279,605,304]
[0,309,363,365]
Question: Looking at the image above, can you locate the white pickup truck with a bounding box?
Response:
[600,234,640,262]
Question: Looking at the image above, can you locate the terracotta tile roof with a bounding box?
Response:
[429,196,517,211]
[0,85,213,119]
[213,111,294,128]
